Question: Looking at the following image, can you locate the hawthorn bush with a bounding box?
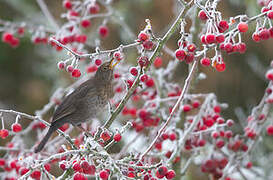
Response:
[0,0,273,180]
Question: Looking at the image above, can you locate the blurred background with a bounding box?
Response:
[0,0,273,179]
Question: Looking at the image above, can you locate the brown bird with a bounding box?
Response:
[34,59,118,153]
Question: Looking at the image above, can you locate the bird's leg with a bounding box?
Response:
[108,101,114,114]
[76,125,92,137]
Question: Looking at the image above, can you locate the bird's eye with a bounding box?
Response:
[103,66,108,71]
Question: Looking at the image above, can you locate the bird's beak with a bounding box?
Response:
[109,58,119,69]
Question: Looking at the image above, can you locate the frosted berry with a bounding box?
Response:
[42,164,50,173]
[138,32,149,42]
[138,56,149,67]
[259,28,270,40]
[63,0,72,9]
[143,40,154,50]
[30,170,41,179]
[185,53,195,64]
[267,11,273,19]
[12,123,22,132]
[238,22,248,32]
[192,100,200,108]
[267,125,273,135]
[187,44,196,52]
[100,131,111,141]
[95,59,102,66]
[156,166,168,178]
[216,34,225,43]
[215,63,226,72]
[266,69,273,81]
[218,20,229,33]
[58,61,65,69]
[113,133,122,142]
[145,78,154,87]
[113,51,123,61]
[66,65,74,72]
[169,133,177,141]
[73,163,82,172]
[205,34,216,44]
[140,74,148,82]
[81,20,91,28]
[130,67,138,76]
[175,49,186,61]
[72,69,81,78]
[0,129,9,139]
[183,104,191,112]
[252,33,260,42]
[199,10,208,21]
[154,57,163,68]
[89,3,100,14]
[99,170,109,180]
[165,170,176,179]
[99,26,109,38]
[73,173,85,180]
[201,57,211,66]
[2,32,13,43]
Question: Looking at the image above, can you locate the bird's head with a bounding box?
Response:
[94,58,119,82]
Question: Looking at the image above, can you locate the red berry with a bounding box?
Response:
[192,100,200,108]
[12,123,22,132]
[218,20,229,33]
[113,133,122,142]
[185,53,195,64]
[138,56,149,67]
[259,28,270,40]
[201,35,207,44]
[246,162,252,169]
[175,49,186,61]
[89,3,100,14]
[140,74,148,82]
[215,63,226,72]
[87,65,98,73]
[142,40,154,50]
[269,27,273,38]
[73,163,82,172]
[17,27,25,36]
[72,69,81,78]
[58,61,65,69]
[130,67,138,76]
[214,106,221,113]
[266,70,273,80]
[66,65,74,72]
[81,20,91,28]
[216,139,225,148]
[227,119,234,127]
[237,43,246,54]
[267,125,273,135]
[113,51,123,61]
[199,10,208,21]
[63,0,72,9]
[238,22,248,32]
[0,158,5,166]
[187,44,196,52]
[99,26,109,38]
[30,170,41,179]
[156,166,168,178]
[267,11,273,19]
[10,37,20,48]
[200,57,210,66]
[60,163,67,170]
[252,33,260,42]
[0,129,9,139]
[165,170,176,179]
[211,131,219,139]
[2,32,13,43]
[95,59,102,66]
[20,167,29,175]
[224,43,233,53]
[44,163,51,172]
[154,57,163,68]
[183,104,191,112]
[169,133,177,141]
[198,139,206,146]
[73,173,85,180]
[145,78,154,87]
[206,34,216,44]
[138,32,149,42]
[75,34,87,43]
[99,170,109,180]
[216,34,225,43]
[100,131,111,141]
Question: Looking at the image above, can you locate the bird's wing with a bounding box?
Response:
[52,79,95,123]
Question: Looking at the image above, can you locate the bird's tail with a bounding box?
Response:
[34,120,64,153]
